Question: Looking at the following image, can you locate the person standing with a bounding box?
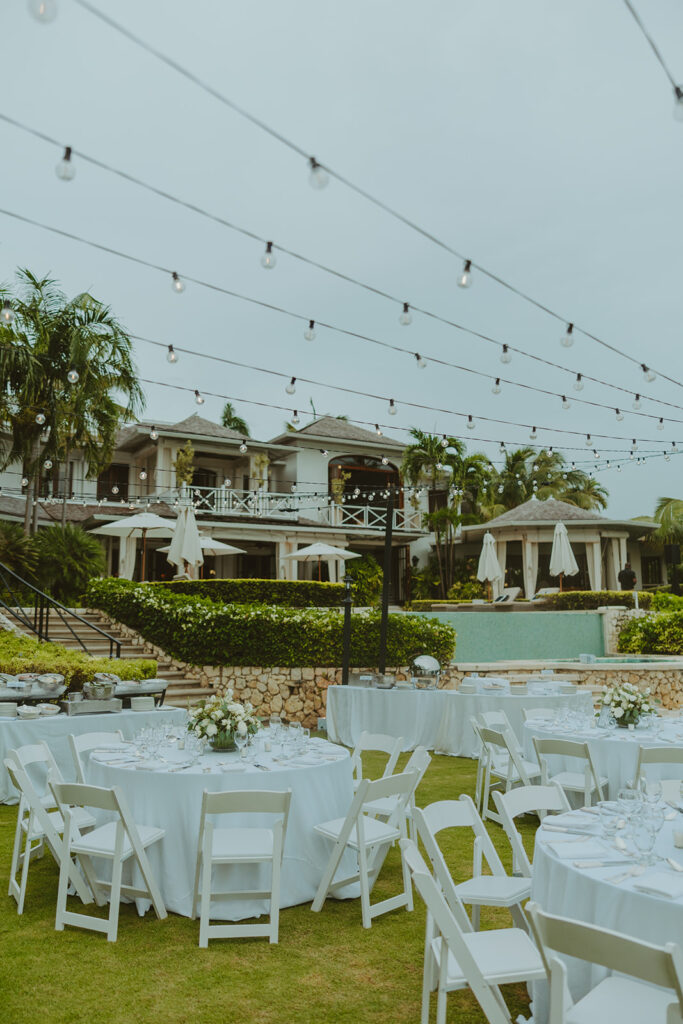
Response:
[618,562,637,590]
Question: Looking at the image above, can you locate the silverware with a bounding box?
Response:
[666,857,683,873]
[574,859,631,868]
[607,865,645,885]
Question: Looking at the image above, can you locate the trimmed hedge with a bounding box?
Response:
[0,630,157,689]
[618,611,683,655]
[153,578,345,607]
[652,592,683,611]
[86,578,456,668]
[547,590,652,611]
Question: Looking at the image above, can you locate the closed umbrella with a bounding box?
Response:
[476,531,504,600]
[283,541,360,581]
[549,521,579,591]
[158,535,247,557]
[166,506,204,578]
[92,512,175,581]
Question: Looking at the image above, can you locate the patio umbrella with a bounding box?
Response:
[283,541,360,581]
[166,506,204,579]
[549,521,579,591]
[476,531,504,599]
[158,535,247,557]
[92,512,176,581]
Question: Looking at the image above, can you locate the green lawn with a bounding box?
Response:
[0,750,539,1024]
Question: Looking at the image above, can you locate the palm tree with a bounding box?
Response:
[0,271,144,532]
[561,475,608,511]
[221,402,250,437]
[34,524,106,604]
[401,428,466,499]
[651,497,683,543]
[482,447,608,514]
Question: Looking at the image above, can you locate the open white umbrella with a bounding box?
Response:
[166,506,204,578]
[476,532,504,599]
[283,541,360,581]
[92,512,175,581]
[549,521,579,591]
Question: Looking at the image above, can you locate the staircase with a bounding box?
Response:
[46,610,213,707]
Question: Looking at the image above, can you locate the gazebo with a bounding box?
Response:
[459,497,662,598]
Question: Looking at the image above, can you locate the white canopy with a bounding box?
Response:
[476,531,504,598]
[158,535,247,557]
[549,521,580,579]
[166,506,204,577]
[283,542,360,581]
[92,512,175,538]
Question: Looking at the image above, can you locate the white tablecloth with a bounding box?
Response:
[326,685,594,757]
[0,706,186,803]
[523,719,683,799]
[531,810,683,1022]
[87,740,356,920]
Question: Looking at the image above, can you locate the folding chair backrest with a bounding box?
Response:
[635,746,683,786]
[527,901,683,1007]
[51,780,120,814]
[351,731,403,781]
[202,788,292,817]
[69,730,125,784]
[533,737,603,798]
[479,725,533,785]
[403,746,431,785]
[493,783,570,877]
[477,710,512,732]
[364,769,419,806]
[4,759,64,853]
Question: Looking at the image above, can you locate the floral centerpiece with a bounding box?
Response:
[599,682,654,727]
[187,691,260,750]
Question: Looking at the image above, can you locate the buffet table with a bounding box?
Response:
[326,685,594,756]
[87,739,356,919]
[0,706,186,802]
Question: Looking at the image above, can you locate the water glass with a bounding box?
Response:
[617,787,641,821]
[301,728,310,752]
[631,820,657,865]
[598,802,620,841]
[235,732,247,759]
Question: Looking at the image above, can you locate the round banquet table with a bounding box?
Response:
[523,718,683,799]
[87,739,356,920]
[325,684,594,757]
[530,808,683,1023]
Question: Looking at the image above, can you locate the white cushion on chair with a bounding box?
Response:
[566,976,678,1024]
[363,795,401,817]
[210,827,273,862]
[549,771,608,793]
[453,875,531,906]
[432,928,545,986]
[314,815,401,849]
[71,822,164,859]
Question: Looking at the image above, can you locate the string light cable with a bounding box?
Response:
[621,0,683,117]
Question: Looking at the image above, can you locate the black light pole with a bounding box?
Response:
[341,573,353,685]
[378,488,395,674]
[665,544,681,596]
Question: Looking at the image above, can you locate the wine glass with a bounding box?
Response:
[631,819,657,865]
[598,802,620,843]
[235,732,247,759]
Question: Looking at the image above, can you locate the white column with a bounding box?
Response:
[586,541,602,591]
[522,538,538,599]
[607,538,620,590]
[495,540,507,598]
[619,537,628,569]
[278,539,297,580]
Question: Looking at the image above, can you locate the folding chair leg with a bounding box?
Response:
[9,811,24,897]
[311,835,347,914]
[269,853,281,944]
[399,835,414,914]
[135,846,167,921]
[107,851,123,942]
[436,941,449,1024]
[421,917,437,1024]
[471,902,481,931]
[17,828,35,915]
[357,841,372,929]
[55,832,72,932]
[191,848,202,920]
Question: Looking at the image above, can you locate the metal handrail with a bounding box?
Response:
[0,561,121,658]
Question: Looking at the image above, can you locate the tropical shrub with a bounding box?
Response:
[34,524,106,604]
[546,590,652,611]
[152,578,344,607]
[652,592,683,611]
[0,629,156,689]
[447,579,486,600]
[344,555,383,606]
[618,612,683,655]
[0,521,37,581]
[86,578,456,667]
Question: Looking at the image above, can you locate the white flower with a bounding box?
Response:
[237,720,247,736]
[206,722,218,736]
[613,707,624,718]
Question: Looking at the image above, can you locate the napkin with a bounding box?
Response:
[290,756,323,766]
[546,841,607,860]
[633,873,683,899]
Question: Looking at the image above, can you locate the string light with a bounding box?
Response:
[457,259,472,288]
[28,0,58,21]
[239,441,248,453]
[560,323,574,348]
[615,408,624,422]
[171,271,185,293]
[149,426,158,440]
[499,441,506,453]
[194,389,204,405]
[55,145,75,181]
[375,424,382,437]
[492,378,501,395]
[319,448,328,456]
[529,426,538,441]
[500,345,511,364]
[585,434,592,446]
[415,353,427,369]
[673,442,679,453]
[67,369,79,384]
[573,374,584,392]
[21,477,28,487]
[35,412,46,425]
[1,300,13,324]
[642,363,656,383]
[593,449,599,459]
[261,242,276,270]
[388,399,397,415]
[440,435,448,448]
[166,344,178,364]
[381,455,389,465]
[291,410,300,425]
[308,157,329,189]
[304,320,316,342]
[112,485,119,495]
[657,417,665,431]
[285,377,297,395]
[139,470,147,480]
[629,449,635,460]
[617,464,622,472]
[399,302,412,326]
[561,396,570,410]
[466,415,475,430]
[224,477,232,487]
[43,459,52,469]
[632,439,638,451]
[633,394,642,410]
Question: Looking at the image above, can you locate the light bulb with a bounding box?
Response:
[415,352,427,369]
[458,259,472,289]
[441,435,448,448]
[632,394,641,410]
[657,418,664,431]
[285,376,296,395]
[194,390,204,405]
[617,464,622,472]
[615,408,624,422]
[55,145,75,180]
[261,241,277,269]
[319,448,328,456]
[548,446,554,455]
[304,320,316,341]
[561,395,570,410]
[308,157,329,189]
[573,373,584,392]
[674,86,683,122]
[35,412,46,425]
[560,322,574,348]
[629,450,635,461]
[21,477,28,487]
[642,363,656,383]
[665,453,671,462]
[150,426,158,440]
[529,426,537,441]
[491,378,501,394]
[466,415,475,430]
[139,470,147,481]
[239,441,248,453]
[532,463,538,471]
[399,302,412,326]
[632,439,638,451]
[593,449,599,459]
[291,410,300,425]
[28,0,58,21]
[500,344,512,364]
[499,441,505,453]
[381,455,389,466]
[673,442,679,452]
[1,300,13,324]
[388,399,397,415]
[112,485,119,495]
[166,345,178,364]
[375,424,382,437]
[43,459,52,469]
[585,434,592,446]
[67,369,79,384]
[224,477,232,487]
[171,271,185,293]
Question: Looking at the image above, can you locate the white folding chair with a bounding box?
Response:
[475,723,541,823]
[351,730,403,790]
[311,769,418,928]
[526,900,683,1024]
[364,746,431,839]
[69,730,125,784]
[533,736,607,806]
[493,783,571,877]
[191,788,291,947]
[51,780,166,942]
[414,796,530,932]
[402,839,546,1024]
[4,760,95,914]
[633,746,683,790]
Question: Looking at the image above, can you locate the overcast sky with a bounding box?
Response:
[2,0,683,518]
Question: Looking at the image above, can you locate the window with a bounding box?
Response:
[97,464,129,500]
[642,556,661,586]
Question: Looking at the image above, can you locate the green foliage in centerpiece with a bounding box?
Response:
[187,692,259,749]
[599,682,654,726]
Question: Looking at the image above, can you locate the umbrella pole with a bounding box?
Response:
[318,556,321,582]
[141,528,147,582]
[559,571,563,592]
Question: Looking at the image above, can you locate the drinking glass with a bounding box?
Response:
[617,787,641,820]
[598,802,620,842]
[631,820,657,865]
[302,728,310,752]
[235,733,247,759]
[642,778,662,805]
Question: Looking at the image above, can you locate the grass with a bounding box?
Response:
[0,749,539,1024]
